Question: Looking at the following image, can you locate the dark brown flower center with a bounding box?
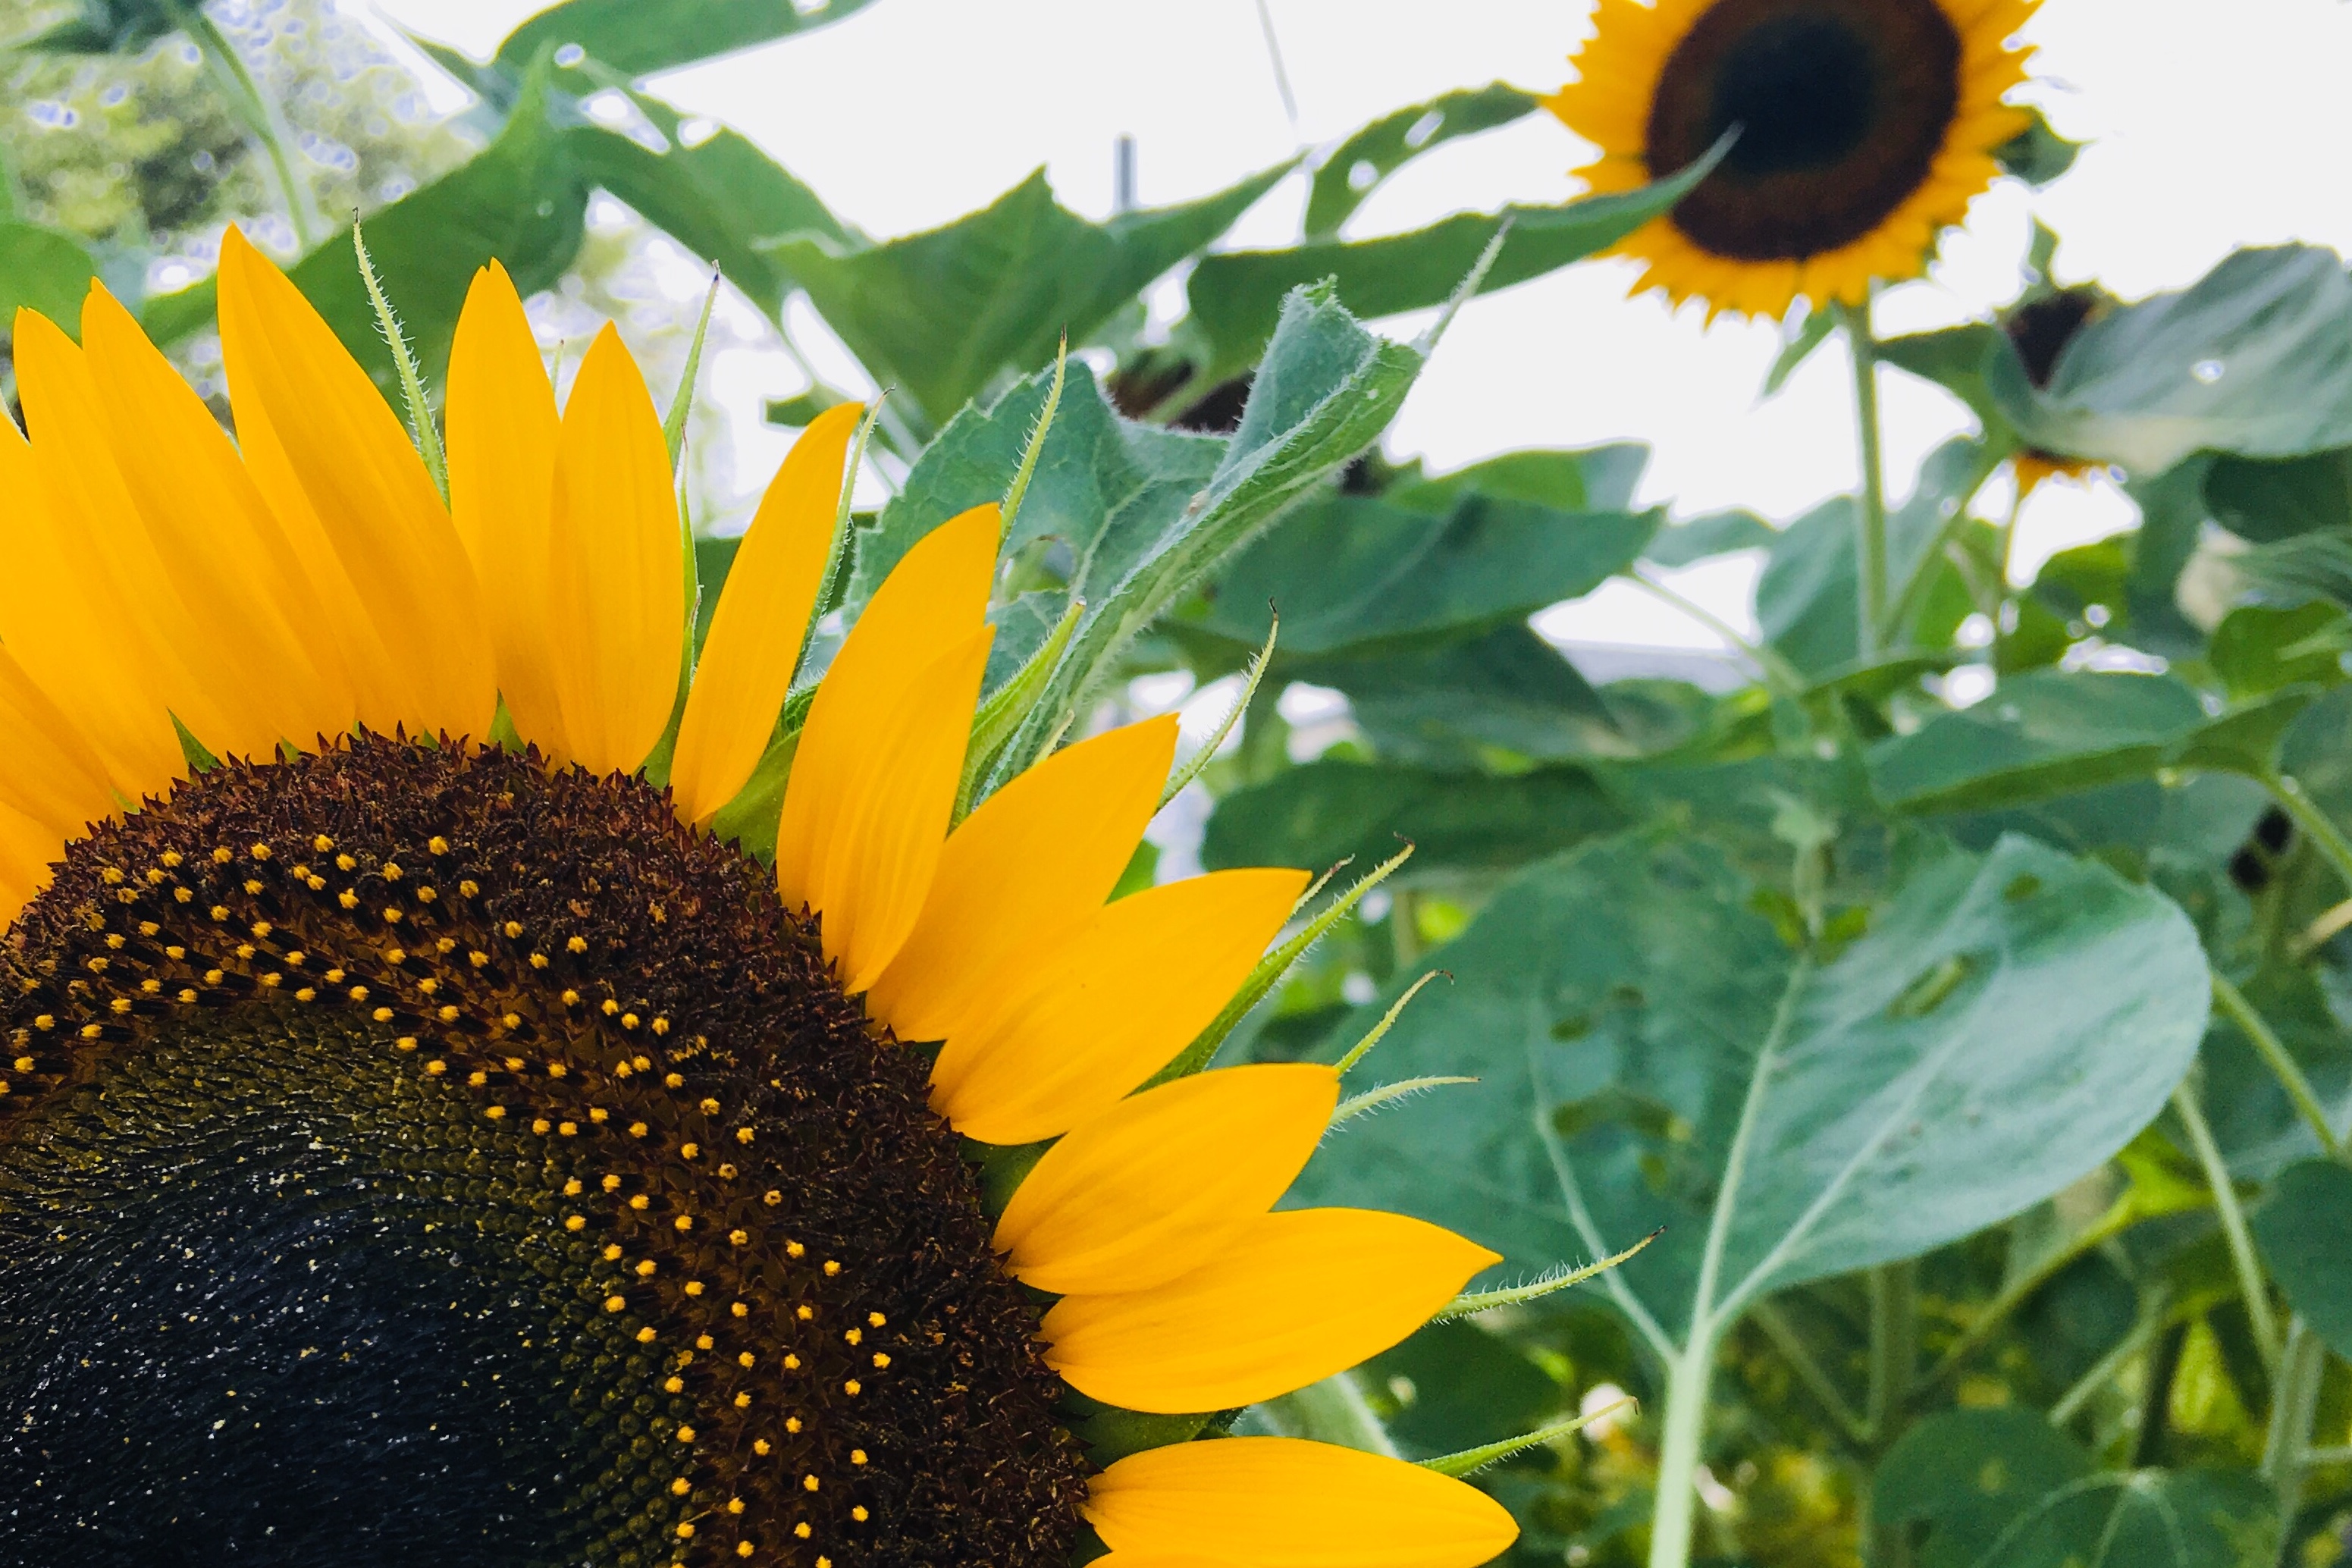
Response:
[1645,0,1962,260]
[0,735,1086,1568]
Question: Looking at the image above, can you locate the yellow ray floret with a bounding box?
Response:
[1087,1437,1521,1568]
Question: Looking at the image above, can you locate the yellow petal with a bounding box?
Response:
[78,284,353,753]
[0,342,186,801]
[544,323,685,775]
[1042,1207,1497,1413]
[216,225,494,742]
[865,713,1178,1043]
[928,867,1306,1146]
[814,627,994,991]
[0,644,116,838]
[773,504,998,915]
[0,800,63,925]
[446,261,567,761]
[669,402,862,824]
[1087,1436,1519,1568]
[995,1062,1338,1296]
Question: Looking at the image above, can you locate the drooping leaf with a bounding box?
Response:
[1195,490,1657,656]
[1643,509,1777,568]
[1990,244,2352,474]
[1201,760,1632,880]
[441,0,882,102]
[1184,153,1723,385]
[0,221,102,337]
[1284,831,2209,1344]
[1874,1410,2093,1568]
[1305,83,1539,238]
[766,164,1291,427]
[1878,322,2006,429]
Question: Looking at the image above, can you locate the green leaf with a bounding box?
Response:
[1867,670,2209,815]
[1285,831,2209,1343]
[1994,105,2084,189]
[143,61,587,394]
[1874,1410,2092,1568]
[488,0,880,84]
[767,163,1290,427]
[1305,83,1538,239]
[1388,443,1649,513]
[1956,1469,2278,1568]
[1184,149,1723,386]
[17,0,176,52]
[2205,447,2352,543]
[1990,244,2352,473]
[1365,1319,1560,1463]
[1318,624,1626,767]
[1878,321,2005,429]
[1643,508,1776,568]
[1195,489,1657,656]
[2250,1158,2352,1359]
[2201,968,2352,1180]
[1762,303,1837,397]
[0,221,101,337]
[1201,760,1631,880]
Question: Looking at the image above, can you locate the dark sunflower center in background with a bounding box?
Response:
[0,738,1087,1568]
[2005,284,2101,388]
[1645,0,1962,260]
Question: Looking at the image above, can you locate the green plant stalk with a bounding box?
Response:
[2266,770,2352,895]
[1628,566,1807,698]
[2262,1317,2326,1566]
[1837,296,1889,657]
[2047,1297,2165,1427]
[2171,1082,2282,1369]
[165,0,321,252]
[1920,1198,2147,1392]
[2210,972,2345,1159]
[1648,1322,1723,1568]
[1866,1259,1917,1441]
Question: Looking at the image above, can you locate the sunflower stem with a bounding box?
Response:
[2172,1080,2283,1371]
[1837,294,1889,657]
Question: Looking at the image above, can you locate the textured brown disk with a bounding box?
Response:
[0,733,1088,1568]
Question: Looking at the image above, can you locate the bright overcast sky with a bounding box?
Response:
[370,0,2352,651]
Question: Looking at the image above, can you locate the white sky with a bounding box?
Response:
[369,0,2352,653]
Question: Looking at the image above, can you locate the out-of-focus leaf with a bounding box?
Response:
[2231,525,2352,613]
[1878,322,2004,428]
[1643,509,1776,567]
[17,0,174,52]
[1201,759,1632,880]
[1867,671,2208,815]
[1323,625,1625,767]
[1184,151,1723,384]
[1990,244,2352,474]
[1197,491,1656,656]
[1388,443,1648,514]
[1954,1469,2277,1568]
[1762,303,1836,397]
[1365,1319,1561,1463]
[1994,106,2084,189]
[2251,1159,2352,1359]
[489,0,880,86]
[1286,831,2209,1341]
[767,164,1290,426]
[2205,447,2352,543]
[1874,1410,2092,1568]
[2120,455,2216,658]
[0,221,102,337]
[2209,603,2347,700]
[2202,967,2352,1181]
[143,62,586,394]
[1305,83,1538,239]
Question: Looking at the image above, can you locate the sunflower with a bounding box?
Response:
[0,228,1521,1568]
[2001,281,2108,495]
[1546,0,2040,319]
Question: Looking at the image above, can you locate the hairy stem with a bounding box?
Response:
[1837,295,1889,657]
[2172,1082,2282,1369]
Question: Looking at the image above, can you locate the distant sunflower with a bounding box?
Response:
[1547,0,2040,319]
[0,230,1518,1568]
[2002,282,2109,494]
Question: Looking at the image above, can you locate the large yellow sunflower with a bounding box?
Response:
[1546,0,2040,319]
[0,229,1519,1568]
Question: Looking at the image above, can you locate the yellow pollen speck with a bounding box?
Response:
[212,848,233,865]
[528,953,547,969]
[851,1507,868,1523]
[795,1523,813,1541]
[635,1327,657,1344]
[629,1195,650,1211]
[673,1216,693,1234]
[622,1013,639,1030]
[589,1108,610,1124]
[469,951,488,969]
[425,1061,447,1076]
[871,1353,889,1369]
[502,920,523,939]
[604,1245,623,1261]
[718,1164,737,1181]
[428,836,450,855]
[738,1352,755,1369]
[163,850,184,867]
[736,1128,755,1146]
[665,1377,685,1395]
[338,891,359,909]
[726,1498,745,1516]
[170,948,189,961]
[823,1261,840,1277]
[312,836,334,854]
[381,864,402,882]
[249,843,271,861]
[485,1106,507,1121]
[175,888,195,904]
[566,936,588,954]
[630,1122,649,1138]
[560,988,579,1005]
[676,1426,696,1444]
[459,880,479,898]
[732,1303,749,1319]
[802,1475,820,1493]
[767,1192,785,1209]
[560,1122,579,1138]
[851,1450,867,1466]
[729,1230,748,1246]
[604,1296,626,1312]
[603,1176,622,1192]
[294,987,317,1003]
[844,1380,861,1396]
[652,1017,670,1035]
[80,1025,101,1040]
[795,1306,812,1322]
[669,1475,689,1494]
[681,1142,701,1159]
[387,951,409,970]
[546,1062,567,1078]
[685,1281,704,1297]
[11,1057,27,1073]
[783,1354,800,1370]
[636,1260,657,1278]
[383,909,403,924]
[210,906,230,922]
[785,1417,802,1435]
[437,1005,459,1023]
[844,1329,861,1346]
[563,1178,582,1196]
[416,978,439,996]
[697,1334,715,1351]
[675,1522,695,1540]
[666,1073,686,1090]
[736,1542,753,1559]
[733,1393,751,1409]
[754,1438,773,1456]
[243,880,265,896]
[467,1071,488,1088]
[109,998,133,1014]
[416,887,437,903]
[396,1037,419,1052]
[564,1215,585,1231]
[867,1312,886,1328]
[699,1098,721,1115]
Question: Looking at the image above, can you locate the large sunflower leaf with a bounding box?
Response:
[765,164,1292,428]
[411,0,882,106]
[1866,670,2209,815]
[2204,446,2352,542]
[0,221,102,337]
[1306,624,1627,768]
[1303,82,1540,239]
[1874,1411,2093,1568]
[1990,243,2352,474]
[2251,1159,2352,1359]
[1183,150,1723,387]
[1284,830,2208,1345]
[1200,759,1632,882]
